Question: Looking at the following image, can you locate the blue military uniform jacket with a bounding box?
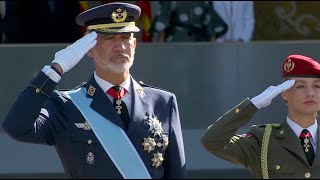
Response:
[3,71,186,179]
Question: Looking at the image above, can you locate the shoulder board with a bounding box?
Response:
[57,82,86,93]
[138,81,171,93]
[253,123,281,128]
[72,82,87,90]
[269,123,281,128]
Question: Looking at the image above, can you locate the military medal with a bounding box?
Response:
[151,152,164,168]
[147,117,164,137]
[115,99,123,114]
[162,135,169,150]
[141,136,156,153]
[303,137,311,152]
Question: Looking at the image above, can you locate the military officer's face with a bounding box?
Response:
[282,77,320,115]
[88,32,136,74]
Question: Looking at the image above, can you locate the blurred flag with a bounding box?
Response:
[79,1,89,36]
[136,1,152,42]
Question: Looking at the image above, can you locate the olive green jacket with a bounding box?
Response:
[201,98,320,179]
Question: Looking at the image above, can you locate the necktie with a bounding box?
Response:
[299,129,315,166]
[106,86,130,130]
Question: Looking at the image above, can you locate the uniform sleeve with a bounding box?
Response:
[201,98,261,166]
[163,93,187,178]
[2,70,66,145]
[205,2,228,39]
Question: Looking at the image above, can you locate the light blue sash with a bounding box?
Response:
[66,88,151,179]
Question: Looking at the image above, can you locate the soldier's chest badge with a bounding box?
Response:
[147,117,164,137]
[141,136,156,153]
[75,121,91,130]
[151,152,164,168]
[86,152,94,164]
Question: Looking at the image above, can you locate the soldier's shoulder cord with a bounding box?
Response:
[261,124,274,179]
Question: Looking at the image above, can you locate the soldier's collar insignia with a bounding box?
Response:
[111,8,127,23]
[136,88,144,96]
[147,116,164,137]
[151,152,164,168]
[284,58,295,73]
[87,85,96,96]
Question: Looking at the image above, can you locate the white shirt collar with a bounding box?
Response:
[93,72,131,94]
[286,116,318,142]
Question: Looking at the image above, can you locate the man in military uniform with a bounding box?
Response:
[2,2,186,179]
[150,1,228,42]
[201,54,320,178]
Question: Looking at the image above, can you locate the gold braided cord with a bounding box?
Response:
[87,22,136,30]
[261,124,273,179]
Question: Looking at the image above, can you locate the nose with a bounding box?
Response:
[306,86,315,97]
[113,38,126,52]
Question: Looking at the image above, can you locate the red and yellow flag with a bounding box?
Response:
[79,1,90,36]
[136,1,152,42]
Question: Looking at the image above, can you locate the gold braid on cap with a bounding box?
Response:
[87,22,136,30]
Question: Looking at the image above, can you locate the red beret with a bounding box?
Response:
[282,54,320,78]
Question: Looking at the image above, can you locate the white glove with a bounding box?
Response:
[52,31,97,73]
[251,79,295,109]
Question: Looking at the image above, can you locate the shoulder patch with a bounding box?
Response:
[253,123,281,128]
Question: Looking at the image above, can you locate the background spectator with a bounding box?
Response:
[212,1,255,43]
[150,1,228,42]
[20,0,81,43]
[0,1,24,43]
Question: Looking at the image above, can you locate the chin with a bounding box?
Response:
[107,64,131,74]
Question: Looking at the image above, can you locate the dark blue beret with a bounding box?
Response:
[76,2,141,34]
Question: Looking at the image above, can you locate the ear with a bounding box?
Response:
[131,37,137,48]
[281,91,288,101]
[87,49,94,58]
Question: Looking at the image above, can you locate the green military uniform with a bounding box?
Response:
[151,1,228,42]
[201,98,320,179]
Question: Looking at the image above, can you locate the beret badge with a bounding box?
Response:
[284,58,295,73]
[111,8,127,23]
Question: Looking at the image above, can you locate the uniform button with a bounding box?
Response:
[279,130,284,135]
[36,88,41,93]
[235,108,240,113]
[88,139,92,144]
[305,172,311,178]
[275,165,280,170]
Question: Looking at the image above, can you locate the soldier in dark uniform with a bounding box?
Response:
[2,2,186,179]
[201,54,320,178]
[150,1,228,42]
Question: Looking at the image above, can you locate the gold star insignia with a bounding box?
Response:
[141,136,156,153]
[147,117,164,137]
[151,152,164,168]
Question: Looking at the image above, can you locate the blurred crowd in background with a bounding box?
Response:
[1,1,320,43]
